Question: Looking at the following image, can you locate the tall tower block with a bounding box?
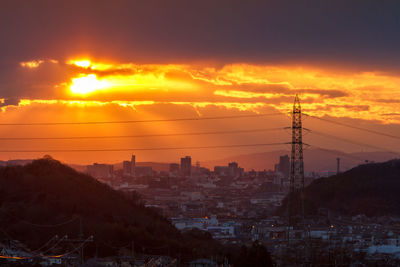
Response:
[131,155,136,177]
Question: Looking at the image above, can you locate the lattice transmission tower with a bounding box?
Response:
[288,95,305,227]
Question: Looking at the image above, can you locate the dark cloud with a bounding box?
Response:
[0,0,399,70]
[375,99,400,103]
[75,66,136,78]
[227,83,291,93]
[0,98,20,107]
[304,104,370,112]
[296,89,348,98]
[381,113,400,116]
[215,84,348,99]
[0,61,74,99]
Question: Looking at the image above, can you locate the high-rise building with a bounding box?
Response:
[135,166,153,177]
[278,155,290,178]
[274,163,279,173]
[180,156,192,177]
[87,163,114,179]
[214,166,228,176]
[123,161,131,176]
[228,162,239,178]
[131,155,136,177]
[169,163,180,174]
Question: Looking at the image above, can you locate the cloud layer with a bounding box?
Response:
[0,58,396,124]
[1,0,400,69]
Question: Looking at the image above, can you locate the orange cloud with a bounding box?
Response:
[20,60,44,68]
[20,59,59,68]
[65,59,199,96]
[8,58,400,124]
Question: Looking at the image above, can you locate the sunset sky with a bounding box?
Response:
[0,0,399,165]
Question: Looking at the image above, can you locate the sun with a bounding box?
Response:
[70,74,110,95]
[72,60,91,68]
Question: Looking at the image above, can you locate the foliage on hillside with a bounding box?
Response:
[279,160,400,217]
[0,157,272,265]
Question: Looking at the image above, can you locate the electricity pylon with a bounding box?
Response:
[288,94,305,228]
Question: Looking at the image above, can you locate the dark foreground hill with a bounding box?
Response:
[0,157,272,265]
[279,159,400,217]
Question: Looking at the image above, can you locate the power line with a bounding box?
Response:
[0,112,285,126]
[0,255,25,260]
[0,209,79,228]
[46,236,93,259]
[304,114,400,140]
[29,236,93,259]
[0,228,92,260]
[0,142,287,153]
[0,227,70,258]
[30,236,59,254]
[37,236,68,256]
[0,127,285,141]
[19,216,79,228]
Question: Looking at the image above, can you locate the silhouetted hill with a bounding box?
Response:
[0,159,32,166]
[279,159,400,217]
[0,157,179,254]
[0,157,272,265]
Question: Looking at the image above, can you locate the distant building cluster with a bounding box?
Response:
[84,154,313,239]
[3,155,397,266]
[85,154,400,265]
[86,163,114,179]
[274,155,290,179]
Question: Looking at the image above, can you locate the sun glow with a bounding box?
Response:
[20,60,44,68]
[65,58,199,95]
[58,58,400,123]
[72,60,91,68]
[70,74,110,95]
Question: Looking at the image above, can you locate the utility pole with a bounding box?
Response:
[61,235,93,266]
[61,216,93,266]
[131,241,135,259]
[79,216,83,265]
